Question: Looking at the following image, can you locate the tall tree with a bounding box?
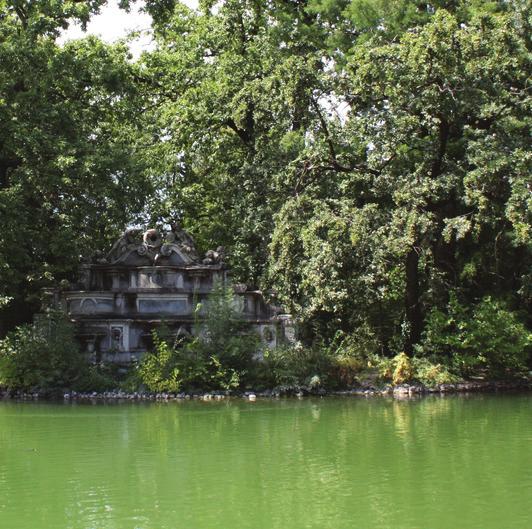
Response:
[137,0,529,351]
[269,7,531,351]
[137,0,336,282]
[0,0,151,332]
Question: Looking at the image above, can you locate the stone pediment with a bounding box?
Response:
[100,226,200,266]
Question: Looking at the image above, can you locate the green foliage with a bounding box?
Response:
[327,326,380,359]
[2,0,109,38]
[199,281,259,374]
[137,0,339,283]
[391,353,414,386]
[209,355,242,391]
[376,353,414,385]
[420,295,531,376]
[137,331,185,393]
[75,363,121,393]
[329,356,364,387]
[0,311,87,392]
[324,328,379,386]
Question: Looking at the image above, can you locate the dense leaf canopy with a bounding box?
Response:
[1,0,530,357]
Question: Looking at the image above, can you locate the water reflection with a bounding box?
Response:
[0,395,531,529]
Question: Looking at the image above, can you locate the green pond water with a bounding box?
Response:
[1,395,531,529]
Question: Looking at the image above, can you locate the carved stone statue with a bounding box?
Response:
[202,246,226,265]
[143,228,162,248]
[106,228,141,263]
[169,222,199,261]
[93,249,108,264]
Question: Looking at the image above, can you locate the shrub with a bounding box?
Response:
[375,353,415,385]
[376,354,414,385]
[136,282,259,392]
[203,284,259,369]
[392,352,414,385]
[0,311,88,392]
[75,364,121,392]
[209,355,242,390]
[259,342,332,387]
[466,298,530,375]
[411,357,459,386]
[329,355,364,387]
[322,327,379,388]
[137,331,186,393]
[136,331,257,393]
[377,357,394,383]
[327,325,380,360]
[377,354,458,386]
[420,294,531,377]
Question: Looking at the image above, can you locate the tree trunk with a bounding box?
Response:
[0,157,21,189]
[404,247,423,355]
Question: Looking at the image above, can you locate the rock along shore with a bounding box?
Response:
[2,379,532,402]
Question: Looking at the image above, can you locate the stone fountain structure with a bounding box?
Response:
[49,225,294,363]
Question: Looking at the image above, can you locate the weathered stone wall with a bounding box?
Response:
[53,227,292,362]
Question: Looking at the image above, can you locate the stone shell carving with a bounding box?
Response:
[137,244,148,256]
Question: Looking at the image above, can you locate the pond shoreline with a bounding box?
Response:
[2,378,531,402]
